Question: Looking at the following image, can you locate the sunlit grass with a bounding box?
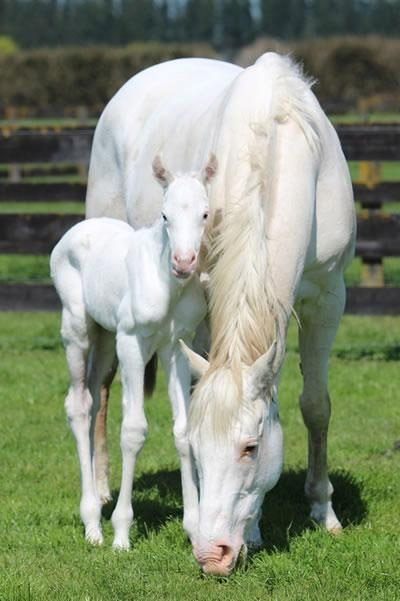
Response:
[0,313,399,600]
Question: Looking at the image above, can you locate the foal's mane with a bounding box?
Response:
[189,54,320,438]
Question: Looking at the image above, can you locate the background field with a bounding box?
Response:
[1,312,399,601]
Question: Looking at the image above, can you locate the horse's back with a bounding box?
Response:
[86,58,241,223]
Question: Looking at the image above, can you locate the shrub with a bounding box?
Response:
[0,42,216,117]
[0,35,19,54]
[235,36,400,111]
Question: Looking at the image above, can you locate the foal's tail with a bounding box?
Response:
[144,353,158,399]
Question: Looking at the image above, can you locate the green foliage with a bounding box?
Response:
[236,35,400,108]
[0,34,18,54]
[2,0,400,50]
[0,312,399,600]
[0,42,216,115]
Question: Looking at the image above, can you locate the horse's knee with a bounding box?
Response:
[173,421,190,457]
[299,389,331,431]
[65,388,93,428]
[120,419,147,454]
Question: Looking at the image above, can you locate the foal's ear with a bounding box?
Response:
[152,155,174,188]
[179,339,209,378]
[202,153,218,185]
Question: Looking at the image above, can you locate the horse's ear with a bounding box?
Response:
[179,339,209,378]
[245,340,277,401]
[202,153,218,185]
[152,155,174,189]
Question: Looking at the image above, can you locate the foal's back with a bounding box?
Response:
[51,218,134,326]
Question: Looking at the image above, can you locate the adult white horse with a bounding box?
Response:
[86,53,356,575]
[52,156,216,550]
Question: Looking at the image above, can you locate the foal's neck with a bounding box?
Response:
[149,220,186,292]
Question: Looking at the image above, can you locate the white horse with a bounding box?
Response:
[86,53,356,575]
[51,155,216,549]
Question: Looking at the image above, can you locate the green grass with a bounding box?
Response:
[1,313,399,601]
[0,255,51,284]
[330,112,400,124]
[1,254,398,288]
[0,118,97,128]
[344,257,400,287]
[0,202,85,214]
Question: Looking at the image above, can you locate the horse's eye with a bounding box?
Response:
[241,443,258,458]
[162,213,168,222]
[203,212,209,220]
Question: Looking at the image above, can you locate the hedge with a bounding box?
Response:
[1,37,399,116]
[235,36,400,111]
[0,42,216,117]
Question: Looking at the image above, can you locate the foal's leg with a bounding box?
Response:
[297,279,345,533]
[87,327,117,505]
[111,331,147,550]
[62,309,103,544]
[159,341,199,542]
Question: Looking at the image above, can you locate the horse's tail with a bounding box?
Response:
[144,353,158,398]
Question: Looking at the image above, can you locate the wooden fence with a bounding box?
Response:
[0,124,399,314]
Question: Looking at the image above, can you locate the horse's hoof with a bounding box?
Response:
[327,525,343,536]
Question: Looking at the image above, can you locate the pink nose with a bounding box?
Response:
[172,252,196,275]
[195,541,236,576]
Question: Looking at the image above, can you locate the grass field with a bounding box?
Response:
[1,312,399,601]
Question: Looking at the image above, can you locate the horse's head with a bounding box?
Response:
[181,340,283,576]
[152,154,217,279]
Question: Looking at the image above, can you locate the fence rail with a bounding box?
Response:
[0,124,399,313]
[1,124,400,163]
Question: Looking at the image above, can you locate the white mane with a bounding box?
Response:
[189,54,320,438]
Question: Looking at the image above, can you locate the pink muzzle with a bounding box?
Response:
[172,251,197,278]
[193,540,239,576]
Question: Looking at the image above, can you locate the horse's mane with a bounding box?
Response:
[189,53,320,439]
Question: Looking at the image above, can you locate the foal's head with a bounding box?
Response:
[152,154,217,279]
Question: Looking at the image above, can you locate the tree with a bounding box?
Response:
[221,0,255,50]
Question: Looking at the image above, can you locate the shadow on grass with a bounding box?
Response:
[334,343,400,361]
[102,469,182,537]
[102,467,366,550]
[258,468,367,554]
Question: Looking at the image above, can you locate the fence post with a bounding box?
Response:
[359,161,384,287]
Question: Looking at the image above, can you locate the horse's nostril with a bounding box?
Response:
[217,544,233,561]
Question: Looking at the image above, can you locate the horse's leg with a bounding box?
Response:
[87,327,118,505]
[111,331,147,550]
[62,309,103,544]
[297,278,345,533]
[159,341,199,542]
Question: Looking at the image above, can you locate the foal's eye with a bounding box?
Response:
[203,212,209,220]
[162,213,168,222]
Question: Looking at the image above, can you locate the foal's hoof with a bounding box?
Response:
[85,525,104,546]
[112,535,131,551]
[99,493,113,506]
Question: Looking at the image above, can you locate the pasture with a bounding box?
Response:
[1,311,399,600]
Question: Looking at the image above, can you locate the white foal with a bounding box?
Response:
[50,154,217,549]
